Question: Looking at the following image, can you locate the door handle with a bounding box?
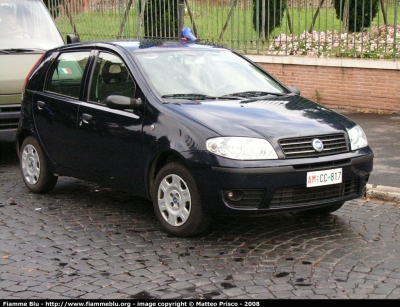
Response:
[80,113,93,125]
[37,101,45,110]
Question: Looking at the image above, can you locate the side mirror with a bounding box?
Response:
[287,86,300,95]
[105,95,142,111]
[66,34,80,44]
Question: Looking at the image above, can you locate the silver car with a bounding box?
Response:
[0,0,65,140]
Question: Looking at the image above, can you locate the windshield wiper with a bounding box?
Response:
[161,93,242,100]
[1,48,46,53]
[224,91,286,98]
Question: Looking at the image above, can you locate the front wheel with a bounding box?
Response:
[152,162,211,237]
[20,136,58,193]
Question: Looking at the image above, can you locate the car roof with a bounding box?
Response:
[59,39,229,53]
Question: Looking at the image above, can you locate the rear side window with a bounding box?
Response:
[45,52,90,99]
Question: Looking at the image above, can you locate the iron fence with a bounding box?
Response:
[49,0,399,59]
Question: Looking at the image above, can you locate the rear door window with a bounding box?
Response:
[45,52,90,99]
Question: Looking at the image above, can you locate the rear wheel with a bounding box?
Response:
[152,162,211,237]
[20,136,57,193]
[303,202,345,215]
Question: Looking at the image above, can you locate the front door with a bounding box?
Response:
[75,51,145,193]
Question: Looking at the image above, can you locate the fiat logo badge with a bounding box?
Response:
[312,139,324,152]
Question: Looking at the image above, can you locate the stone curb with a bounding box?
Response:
[366,184,400,202]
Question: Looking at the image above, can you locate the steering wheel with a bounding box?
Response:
[172,73,184,81]
[2,30,31,39]
[214,84,238,95]
[170,73,203,93]
[198,72,215,89]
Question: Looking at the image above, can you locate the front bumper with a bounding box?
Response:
[189,150,374,216]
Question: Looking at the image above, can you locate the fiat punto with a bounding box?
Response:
[16,39,374,237]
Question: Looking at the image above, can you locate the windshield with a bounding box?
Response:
[0,0,64,50]
[134,48,287,98]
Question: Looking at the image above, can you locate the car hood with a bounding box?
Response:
[165,95,356,140]
[0,53,42,95]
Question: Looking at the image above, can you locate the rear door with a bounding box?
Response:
[33,51,90,168]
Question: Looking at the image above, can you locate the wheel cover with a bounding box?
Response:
[21,144,40,185]
[157,174,191,227]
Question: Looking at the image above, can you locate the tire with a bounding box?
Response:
[303,202,345,215]
[152,162,211,237]
[20,136,58,193]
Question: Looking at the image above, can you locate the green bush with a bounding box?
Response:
[252,0,286,39]
[139,0,179,39]
[332,0,379,32]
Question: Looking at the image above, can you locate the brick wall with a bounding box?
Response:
[249,58,400,114]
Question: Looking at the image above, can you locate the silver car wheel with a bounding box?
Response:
[157,174,191,227]
[21,144,40,185]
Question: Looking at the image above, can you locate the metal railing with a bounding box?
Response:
[49,0,399,59]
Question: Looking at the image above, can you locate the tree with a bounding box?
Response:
[252,0,287,40]
[43,0,62,19]
[139,0,179,39]
[332,0,379,32]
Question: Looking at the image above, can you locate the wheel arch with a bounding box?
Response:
[16,129,33,157]
[147,150,189,199]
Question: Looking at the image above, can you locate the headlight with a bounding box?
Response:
[348,125,368,150]
[206,137,278,160]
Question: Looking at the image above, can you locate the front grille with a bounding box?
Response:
[223,189,265,209]
[0,105,21,112]
[0,118,19,130]
[293,159,351,171]
[279,133,348,158]
[0,105,21,130]
[270,179,359,209]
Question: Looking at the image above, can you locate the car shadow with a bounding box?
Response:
[0,140,18,165]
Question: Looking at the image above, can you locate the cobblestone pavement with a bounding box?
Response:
[1,141,400,300]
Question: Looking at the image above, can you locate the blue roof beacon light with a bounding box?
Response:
[181,27,197,41]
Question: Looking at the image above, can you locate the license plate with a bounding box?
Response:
[307,168,342,187]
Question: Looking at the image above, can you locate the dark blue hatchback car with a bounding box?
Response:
[16,39,374,237]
